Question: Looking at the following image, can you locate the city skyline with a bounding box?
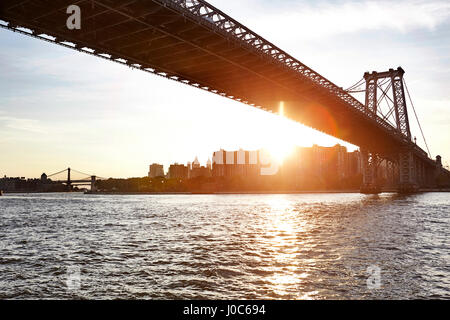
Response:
[148,143,360,177]
[0,142,358,180]
[1,0,449,179]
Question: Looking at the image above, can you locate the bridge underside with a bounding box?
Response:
[1,0,413,155]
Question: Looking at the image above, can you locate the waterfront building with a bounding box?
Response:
[346,150,362,176]
[188,157,212,179]
[192,157,200,169]
[0,176,66,192]
[190,166,211,179]
[148,163,165,178]
[309,144,347,179]
[280,144,363,187]
[168,164,188,179]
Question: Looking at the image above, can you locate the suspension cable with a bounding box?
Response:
[377,78,390,87]
[47,168,68,178]
[71,169,107,180]
[71,169,95,177]
[345,78,365,91]
[377,82,394,106]
[403,78,432,158]
[46,168,107,180]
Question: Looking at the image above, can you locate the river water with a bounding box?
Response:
[0,192,448,299]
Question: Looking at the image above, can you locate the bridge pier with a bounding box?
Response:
[398,148,419,193]
[385,160,397,188]
[360,149,381,194]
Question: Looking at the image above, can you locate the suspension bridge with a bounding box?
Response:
[1,0,449,193]
[45,168,104,192]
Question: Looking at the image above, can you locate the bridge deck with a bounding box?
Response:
[0,0,434,165]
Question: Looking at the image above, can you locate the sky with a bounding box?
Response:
[1,0,449,178]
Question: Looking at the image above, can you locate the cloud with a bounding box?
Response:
[0,115,44,133]
[219,0,450,40]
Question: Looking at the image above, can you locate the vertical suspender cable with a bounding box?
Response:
[403,79,432,158]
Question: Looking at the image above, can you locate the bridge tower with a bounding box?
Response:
[361,67,418,193]
[91,176,97,193]
[67,167,72,192]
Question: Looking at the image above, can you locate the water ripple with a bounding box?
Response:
[0,192,449,299]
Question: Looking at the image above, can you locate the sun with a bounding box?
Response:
[265,101,295,164]
[267,142,294,164]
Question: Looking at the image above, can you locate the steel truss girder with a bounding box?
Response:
[364,77,377,117]
[392,76,411,139]
[1,0,407,144]
[159,0,407,139]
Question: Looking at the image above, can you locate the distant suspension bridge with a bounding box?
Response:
[45,168,106,191]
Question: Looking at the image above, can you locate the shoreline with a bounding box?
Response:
[2,189,449,196]
[85,190,363,195]
[1,191,85,194]
[77,188,450,194]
